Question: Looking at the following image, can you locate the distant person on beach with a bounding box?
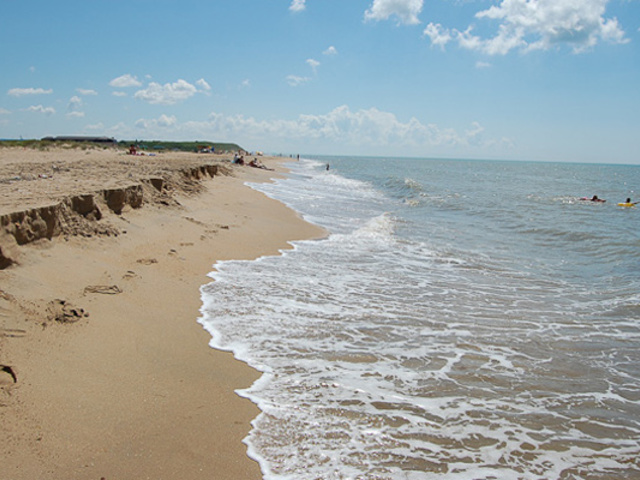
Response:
[248,158,273,170]
[326,163,330,171]
[233,153,244,165]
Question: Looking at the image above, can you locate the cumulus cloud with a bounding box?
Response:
[282,105,480,148]
[8,87,53,97]
[135,114,178,130]
[68,96,82,108]
[112,91,127,97]
[134,79,199,105]
[424,0,628,55]
[25,105,55,115]
[195,78,212,97]
[286,75,311,87]
[306,58,320,74]
[66,95,84,118]
[77,88,98,96]
[158,114,178,127]
[364,0,423,26]
[423,23,452,49]
[323,46,338,56]
[197,79,211,91]
[290,0,306,12]
[142,106,500,153]
[109,74,142,88]
[196,78,211,92]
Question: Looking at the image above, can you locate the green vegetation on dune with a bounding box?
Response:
[120,140,243,153]
[0,139,119,151]
[0,138,244,153]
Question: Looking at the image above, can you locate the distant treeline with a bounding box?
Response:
[120,140,244,153]
[0,138,244,154]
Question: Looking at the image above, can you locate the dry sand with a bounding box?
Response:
[0,146,324,479]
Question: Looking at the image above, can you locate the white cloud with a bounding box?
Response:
[286,75,311,87]
[67,95,84,118]
[423,23,452,49]
[104,105,511,156]
[112,91,127,97]
[425,0,628,55]
[109,74,142,88]
[134,79,199,105]
[290,0,306,12]
[77,88,98,96]
[158,114,177,127]
[306,58,320,74]
[364,0,423,26]
[196,78,211,92]
[475,61,491,69]
[135,114,177,130]
[25,105,55,115]
[464,121,485,145]
[8,87,53,97]
[239,79,251,89]
[285,105,470,147]
[323,46,338,56]
[0,108,10,114]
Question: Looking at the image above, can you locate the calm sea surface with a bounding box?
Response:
[200,156,640,480]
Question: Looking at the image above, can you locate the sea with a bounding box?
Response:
[199,156,640,480]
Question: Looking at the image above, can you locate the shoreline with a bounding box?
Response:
[0,148,325,479]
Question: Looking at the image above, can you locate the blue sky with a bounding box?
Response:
[1,0,639,163]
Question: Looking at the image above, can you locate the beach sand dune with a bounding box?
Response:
[0,146,324,479]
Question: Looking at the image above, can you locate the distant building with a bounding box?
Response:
[41,136,117,144]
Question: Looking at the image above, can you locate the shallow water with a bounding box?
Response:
[201,156,640,479]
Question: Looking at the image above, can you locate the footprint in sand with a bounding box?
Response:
[83,285,123,295]
[136,258,158,265]
[122,270,139,280]
[0,365,18,385]
[0,328,26,338]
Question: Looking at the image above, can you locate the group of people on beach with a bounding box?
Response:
[232,152,273,171]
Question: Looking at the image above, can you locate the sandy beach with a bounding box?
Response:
[0,146,324,479]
